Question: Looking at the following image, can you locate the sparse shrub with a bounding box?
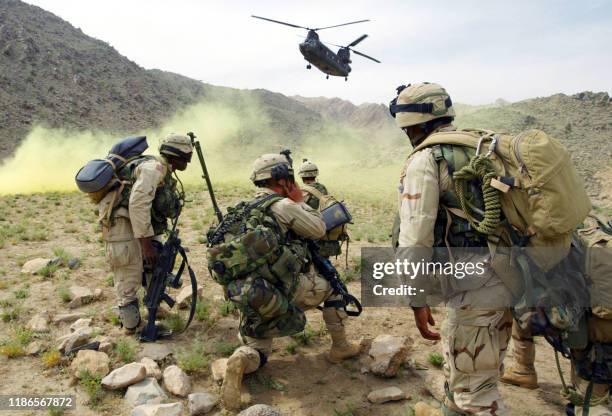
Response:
[14,287,29,299]
[219,300,237,317]
[427,352,444,368]
[14,326,34,345]
[214,340,238,357]
[1,305,21,322]
[195,300,214,325]
[105,273,114,287]
[52,247,71,265]
[162,313,185,332]
[114,338,137,363]
[177,344,209,374]
[285,341,298,355]
[291,325,322,347]
[57,286,72,303]
[0,341,25,358]
[79,369,104,407]
[41,350,62,368]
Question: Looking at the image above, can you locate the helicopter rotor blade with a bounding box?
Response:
[351,49,381,63]
[313,19,370,31]
[251,15,309,30]
[347,34,368,48]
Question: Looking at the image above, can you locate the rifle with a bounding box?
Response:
[140,209,198,342]
[187,131,223,223]
[306,240,362,317]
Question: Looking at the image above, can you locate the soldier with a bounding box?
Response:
[220,153,360,411]
[298,158,346,258]
[298,158,328,210]
[391,83,514,416]
[96,133,193,332]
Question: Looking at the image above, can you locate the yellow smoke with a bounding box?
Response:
[0,96,408,201]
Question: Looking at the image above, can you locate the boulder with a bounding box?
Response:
[176,285,204,308]
[423,372,446,402]
[131,403,183,416]
[368,335,413,377]
[125,378,167,406]
[139,343,173,362]
[53,312,86,324]
[26,341,45,356]
[27,312,51,333]
[140,357,162,380]
[367,386,405,404]
[70,318,92,332]
[211,358,228,383]
[57,329,91,353]
[163,365,191,397]
[93,288,103,299]
[21,258,51,274]
[237,404,283,416]
[188,392,219,415]
[70,350,110,378]
[102,363,146,390]
[68,285,94,308]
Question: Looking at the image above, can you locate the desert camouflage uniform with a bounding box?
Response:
[301,181,344,258]
[302,181,329,210]
[97,156,177,320]
[398,126,513,416]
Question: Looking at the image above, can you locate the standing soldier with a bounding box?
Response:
[391,83,514,416]
[209,153,361,411]
[299,158,345,258]
[97,134,193,332]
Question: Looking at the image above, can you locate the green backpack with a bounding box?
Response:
[206,194,309,297]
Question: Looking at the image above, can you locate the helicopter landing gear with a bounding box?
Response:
[345,77,348,81]
[326,75,329,79]
[306,64,311,69]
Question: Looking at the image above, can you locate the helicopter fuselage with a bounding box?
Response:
[299,31,351,77]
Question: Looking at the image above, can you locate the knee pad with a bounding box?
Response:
[322,303,348,330]
[119,299,141,330]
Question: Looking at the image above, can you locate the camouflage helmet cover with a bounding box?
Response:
[250,153,294,183]
[389,82,455,128]
[159,133,193,160]
[298,158,319,178]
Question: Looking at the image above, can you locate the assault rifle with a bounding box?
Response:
[140,189,198,342]
[306,240,362,316]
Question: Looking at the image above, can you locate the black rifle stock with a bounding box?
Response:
[187,132,223,223]
[140,229,198,342]
[306,240,362,317]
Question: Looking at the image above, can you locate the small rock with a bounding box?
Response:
[21,258,51,274]
[125,377,167,406]
[176,285,204,309]
[367,386,405,404]
[70,350,110,378]
[423,372,446,402]
[368,335,413,377]
[211,358,228,383]
[102,362,146,390]
[27,312,51,333]
[188,392,219,415]
[26,341,45,356]
[67,258,81,269]
[131,402,183,416]
[237,404,283,416]
[68,285,94,308]
[140,357,162,380]
[163,365,191,397]
[53,312,86,324]
[93,288,103,299]
[98,339,114,354]
[57,329,91,353]
[139,344,173,362]
[70,318,92,332]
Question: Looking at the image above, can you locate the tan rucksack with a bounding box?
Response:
[412,128,592,270]
[301,184,348,242]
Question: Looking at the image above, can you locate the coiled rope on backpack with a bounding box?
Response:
[453,152,502,236]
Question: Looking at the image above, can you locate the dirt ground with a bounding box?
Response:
[0,189,609,416]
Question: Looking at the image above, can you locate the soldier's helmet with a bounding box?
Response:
[250,153,294,183]
[159,133,193,161]
[298,159,318,178]
[389,82,455,128]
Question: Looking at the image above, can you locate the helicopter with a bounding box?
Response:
[251,15,380,80]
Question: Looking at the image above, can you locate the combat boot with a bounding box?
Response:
[500,364,538,389]
[221,346,261,411]
[327,328,361,363]
[414,402,443,416]
[573,405,612,416]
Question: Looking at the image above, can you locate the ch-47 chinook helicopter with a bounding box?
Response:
[251,15,380,81]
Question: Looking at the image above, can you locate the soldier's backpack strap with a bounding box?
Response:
[301,184,325,201]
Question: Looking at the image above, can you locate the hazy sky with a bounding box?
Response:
[24,0,612,105]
